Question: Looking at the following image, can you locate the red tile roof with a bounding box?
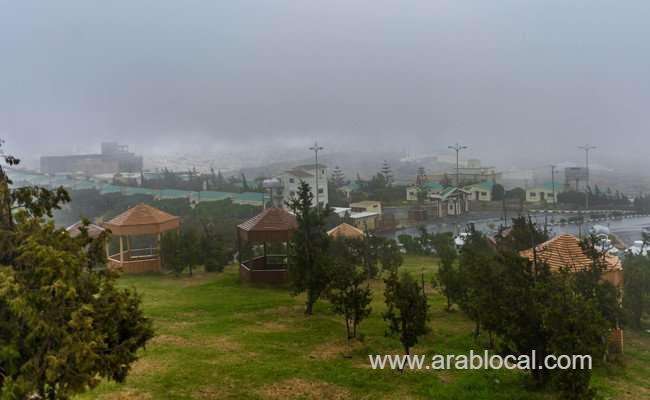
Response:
[327,223,364,239]
[520,234,622,272]
[238,207,297,232]
[104,203,180,236]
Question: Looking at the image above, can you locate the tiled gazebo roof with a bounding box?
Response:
[237,207,297,242]
[104,203,180,236]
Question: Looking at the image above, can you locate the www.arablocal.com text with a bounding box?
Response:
[369,350,592,371]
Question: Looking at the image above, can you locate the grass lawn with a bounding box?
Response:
[80,255,649,399]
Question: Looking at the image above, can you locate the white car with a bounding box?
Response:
[454,232,469,249]
[627,240,649,256]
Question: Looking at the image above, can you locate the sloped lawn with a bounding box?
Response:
[79,256,650,399]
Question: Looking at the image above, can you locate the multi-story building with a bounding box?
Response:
[40,142,143,175]
[274,164,328,208]
[565,167,588,191]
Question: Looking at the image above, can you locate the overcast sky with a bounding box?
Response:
[1,1,649,168]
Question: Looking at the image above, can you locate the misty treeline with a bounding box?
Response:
[558,185,631,208]
[0,144,153,399]
[118,167,264,193]
[327,162,407,206]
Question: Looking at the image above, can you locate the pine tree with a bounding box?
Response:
[287,181,333,315]
[380,160,393,186]
[431,232,461,311]
[622,253,650,329]
[0,142,153,399]
[416,166,426,186]
[383,272,429,355]
[331,165,346,188]
[327,238,372,340]
[241,173,249,191]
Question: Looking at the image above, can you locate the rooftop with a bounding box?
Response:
[465,180,494,191]
[104,203,180,236]
[285,169,314,178]
[350,211,381,219]
[519,234,621,272]
[237,207,297,233]
[293,163,327,171]
[327,223,364,239]
[66,221,106,239]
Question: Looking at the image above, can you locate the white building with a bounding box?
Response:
[525,182,559,204]
[275,164,329,208]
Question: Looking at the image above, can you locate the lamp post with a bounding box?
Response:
[578,145,596,210]
[448,143,467,187]
[309,141,324,213]
[550,164,556,205]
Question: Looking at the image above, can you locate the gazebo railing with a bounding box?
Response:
[108,247,159,263]
[129,247,159,259]
[242,255,287,271]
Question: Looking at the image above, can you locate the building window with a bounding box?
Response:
[530,192,536,197]
[318,188,324,194]
[481,192,487,196]
[289,178,295,183]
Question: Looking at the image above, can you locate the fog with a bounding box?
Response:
[1,0,649,169]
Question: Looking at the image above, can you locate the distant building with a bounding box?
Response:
[565,167,588,191]
[40,142,143,175]
[526,182,560,203]
[274,164,328,208]
[500,168,535,189]
[430,187,471,217]
[464,180,494,202]
[332,205,381,231]
[406,182,445,202]
[350,200,382,215]
[427,166,499,186]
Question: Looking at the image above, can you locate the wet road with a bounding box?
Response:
[383,213,650,247]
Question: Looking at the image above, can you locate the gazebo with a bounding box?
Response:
[237,207,297,284]
[104,203,180,273]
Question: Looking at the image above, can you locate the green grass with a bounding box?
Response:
[79,256,650,399]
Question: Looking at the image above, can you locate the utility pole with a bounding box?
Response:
[578,145,596,210]
[550,164,556,206]
[309,141,324,213]
[448,143,467,187]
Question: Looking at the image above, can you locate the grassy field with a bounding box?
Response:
[80,256,649,400]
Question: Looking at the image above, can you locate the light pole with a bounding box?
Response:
[448,143,467,187]
[550,164,556,205]
[309,141,324,212]
[578,145,596,210]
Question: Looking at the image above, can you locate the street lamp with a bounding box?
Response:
[578,145,596,210]
[309,141,324,212]
[448,143,468,187]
